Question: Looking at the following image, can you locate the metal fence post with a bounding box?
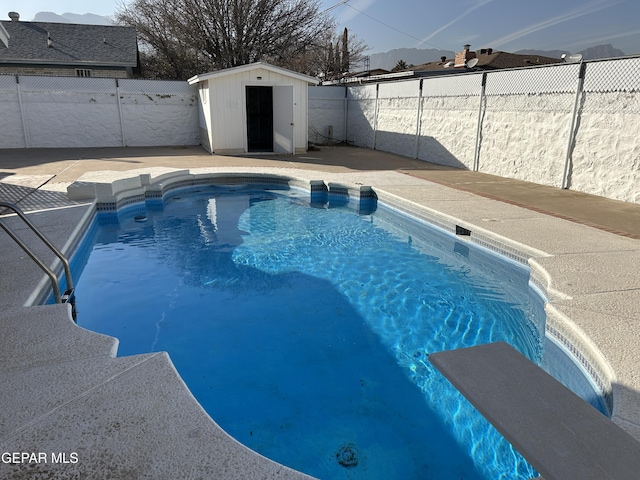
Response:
[343,85,348,143]
[414,79,424,159]
[115,78,127,147]
[562,62,587,189]
[372,83,379,150]
[16,76,29,148]
[473,72,487,172]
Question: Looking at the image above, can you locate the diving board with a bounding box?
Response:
[429,342,640,480]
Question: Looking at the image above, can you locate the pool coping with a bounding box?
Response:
[2,166,639,478]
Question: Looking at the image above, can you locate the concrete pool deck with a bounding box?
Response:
[1,145,640,478]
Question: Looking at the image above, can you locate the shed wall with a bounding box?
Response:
[198,81,213,153]
[207,67,308,154]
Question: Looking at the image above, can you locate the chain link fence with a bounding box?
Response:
[309,55,640,203]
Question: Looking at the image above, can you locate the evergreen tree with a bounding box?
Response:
[341,28,350,72]
[327,42,335,74]
[392,59,408,71]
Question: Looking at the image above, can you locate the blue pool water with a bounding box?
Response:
[73,185,549,479]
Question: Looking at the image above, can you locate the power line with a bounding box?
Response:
[323,0,350,14]
[342,3,448,51]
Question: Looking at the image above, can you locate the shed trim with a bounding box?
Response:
[188,62,318,85]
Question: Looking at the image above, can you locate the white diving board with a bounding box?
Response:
[429,341,640,480]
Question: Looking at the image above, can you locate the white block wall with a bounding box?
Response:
[479,93,574,187]
[418,96,479,170]
[2,59,638,204]
[374,80,421,158]
[479,65,580,188]
[570,58,640,204]
[308,86,346,144]
[308,57,640,204]
[0,76,199,149]
[346,84,377,149]
[571,92,640,203]
[119,79,199,147]
[0,75,26,148]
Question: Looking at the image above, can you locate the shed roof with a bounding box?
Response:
[0,20,138,67]
[188,62,318,85]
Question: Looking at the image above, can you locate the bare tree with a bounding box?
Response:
[116,0,336,79]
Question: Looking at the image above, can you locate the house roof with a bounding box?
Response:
[343,68,391,78]
[0,20,138,67]
[0,23,9,48]
[412,51,563,73]
[188,62,319,85]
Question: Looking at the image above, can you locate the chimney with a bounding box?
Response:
[454,44,476,68]
[487,48,493,55]
[440,56,447,63]
[8,11,20,21]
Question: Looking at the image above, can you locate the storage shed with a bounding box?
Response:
[188,62,318,155]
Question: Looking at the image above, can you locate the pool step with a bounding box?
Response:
[0,304,117,371]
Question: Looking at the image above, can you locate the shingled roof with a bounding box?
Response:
[413,50,563,73]
[0,20,137,67]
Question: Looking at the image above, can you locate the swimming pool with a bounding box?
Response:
[68,182,600,479]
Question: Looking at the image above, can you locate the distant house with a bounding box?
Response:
[0,12,139,78]
[345,68,391,78]
[328,68,394,85]
[335,45,565,85]
[412,45,564,75]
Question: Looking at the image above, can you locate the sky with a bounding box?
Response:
[4,0,640,55]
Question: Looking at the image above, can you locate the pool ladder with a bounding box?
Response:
[0,201,75,310]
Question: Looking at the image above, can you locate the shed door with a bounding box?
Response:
[246,86,274,152]
[273,85,294,154]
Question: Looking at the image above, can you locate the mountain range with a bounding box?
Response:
[515,44,626,61]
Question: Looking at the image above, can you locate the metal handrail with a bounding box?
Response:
[0,201,74,304]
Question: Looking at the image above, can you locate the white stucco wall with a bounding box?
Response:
[308,86,346,144]
[24,90,123,148]
[416,74,483,169]
[374,80,420,158]
[571,91,640,203]
[418,96,479,169]
[4,58,638,204]
[479,93,574,187]
[308,58,640,204]
[0,76,199,149]
[0,76,26,148]
[119,80,199,147]
[346,84,377,149]
[338,74,484,168]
